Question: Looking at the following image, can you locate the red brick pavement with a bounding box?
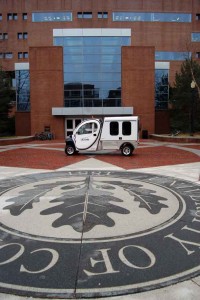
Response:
[0,140,199,170]
[96,146,200,169]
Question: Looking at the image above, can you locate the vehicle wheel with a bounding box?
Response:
[65,145,75,156]
[121,145,133,156]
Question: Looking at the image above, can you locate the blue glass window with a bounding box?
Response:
[63,55,83,64]
[77,12,92,19]
[83,37,101,45]
[54,37,64,46]
[15,70,30,111]
[32,12,72,22]
[64,64,83,72]
[101,47,121,54]
[155,51,191,61]
[83,47,101,54]
[64,73,82,82]
[155,69,169,110]
[192,33,200,42]
[98,12,108,19]
[82,64,101,72]
[101,64,121,72]
[64,47,82,55]
[54,36,130,107]
[63,37,83,46]
[5,52,13,59]
[113,12,191,23]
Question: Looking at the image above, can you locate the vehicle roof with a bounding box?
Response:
[104,116,138,121]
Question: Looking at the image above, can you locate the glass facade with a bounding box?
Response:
[113,12,191,23]
[192,33,200,42]
[54,36,130,107]
[155,69,169,110]
[15,70,30,111]
[155,51,190,61]
[32,12,72,22]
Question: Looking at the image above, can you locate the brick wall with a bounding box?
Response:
[29,46,65,139]
[15,112,31,136]
[155,110,170,134]
[122,46,155,136]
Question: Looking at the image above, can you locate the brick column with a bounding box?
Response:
[122,46,155,135]
[29,46,65,139]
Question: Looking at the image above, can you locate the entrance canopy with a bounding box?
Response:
[52,107,133,116]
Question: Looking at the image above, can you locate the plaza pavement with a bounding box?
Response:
[0,139,199,300]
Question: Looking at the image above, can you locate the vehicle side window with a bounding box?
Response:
[110,122,119,135]
[122,121,131,135]
[77,123,93,135]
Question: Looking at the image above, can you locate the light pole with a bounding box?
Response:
[190,80,196,136]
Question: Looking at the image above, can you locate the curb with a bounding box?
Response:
[0,136,35,146]
[150,134,200,143]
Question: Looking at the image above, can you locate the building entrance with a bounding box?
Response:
[65,118,82,138]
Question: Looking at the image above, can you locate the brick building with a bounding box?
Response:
[0,0,200,139]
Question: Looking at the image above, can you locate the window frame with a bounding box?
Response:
[22,13,28,20]
[18,32,28,40]
[0,33,8,40]
[77,12,92,19]
[110,121,119,136]
[122,121,132,136]
[98,12,108,19]
[7,13,18,20]
[5,52,13,59]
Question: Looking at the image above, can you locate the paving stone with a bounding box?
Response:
[0,171,200,298]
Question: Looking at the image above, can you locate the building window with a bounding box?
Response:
[32,12,72,22]
[155,69,169,110]
[22,13,28,20]
[18,52,23,59]
[196,14,200,20]
[113,12,191,23]
[155,51,190,61]
[54,35,130,108]
[191,32,200,42]
[7,13,12,20]
[5,52,13,59]
[0,33,8,40]
[18,32,28,39]
[98,12,108,19]
[18,52,28,59]
[65,118,82,137]
[0,52,13,59]
[24,52,28,58]
[196,52,200,58]
[0,14,2,21]
[18,33,22,39]
[16,70,30,111]
[77,12,92,19]
[7,13,18,20]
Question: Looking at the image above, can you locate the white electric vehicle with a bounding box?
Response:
[65,116,139,156]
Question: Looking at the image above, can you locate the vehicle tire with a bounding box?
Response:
[65,145,75,156]
[121,144,133,156]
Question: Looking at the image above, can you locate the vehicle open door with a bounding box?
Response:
[73,120,101,150]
